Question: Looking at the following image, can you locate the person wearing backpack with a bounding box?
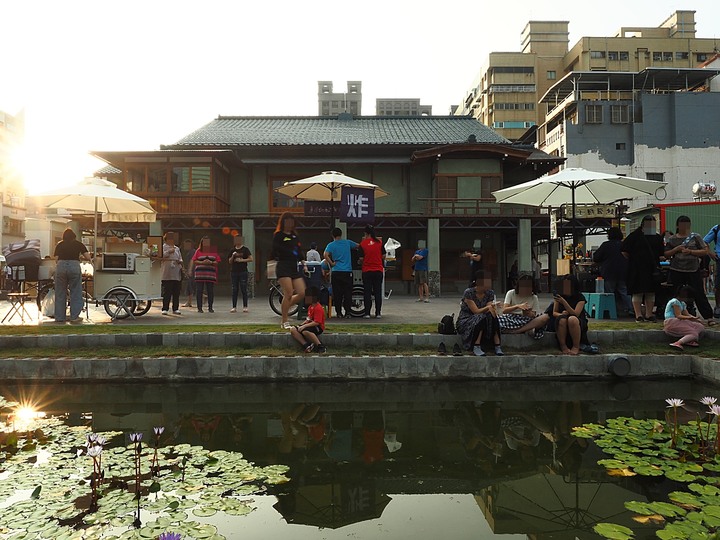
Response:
[703,223,720,319]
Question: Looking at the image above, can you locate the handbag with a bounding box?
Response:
[2,239,41,266]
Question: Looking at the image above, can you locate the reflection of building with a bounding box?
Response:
[0,109,26,247]
[454,11,720,141]
[92,115,562,294]
[318,81,362,116]
[376,98,432,116]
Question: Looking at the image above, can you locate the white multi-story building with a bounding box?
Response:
[0,109,26,248]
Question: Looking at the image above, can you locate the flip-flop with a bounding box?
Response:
[669,342,684,351]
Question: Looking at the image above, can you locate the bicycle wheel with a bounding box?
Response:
[269,285,299,317]
[349,285,366,317]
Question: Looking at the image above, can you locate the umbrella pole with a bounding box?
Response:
[571,188,577,271]
[94,197,98,264]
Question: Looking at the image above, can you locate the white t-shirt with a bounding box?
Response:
[503,290,540,315]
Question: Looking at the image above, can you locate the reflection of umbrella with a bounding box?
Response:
[482,473,644,538]
[274,481,391,530]
[493,168,666,266]
[31,177,156,254]
[275,171,388,226]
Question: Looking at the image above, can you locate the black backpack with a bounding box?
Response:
[438,313,457,335]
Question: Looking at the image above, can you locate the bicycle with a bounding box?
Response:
[268,278,300,317]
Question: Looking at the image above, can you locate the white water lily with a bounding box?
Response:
[153,427,165,436]
[701,397,718,406]
[709,404,720,417]
[87,445,103,458]
[665,398,684,408]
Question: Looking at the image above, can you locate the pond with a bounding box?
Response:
[0,378,715,539]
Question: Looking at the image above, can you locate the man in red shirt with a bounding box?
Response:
[290,286,326,353]
[359,225,386,319]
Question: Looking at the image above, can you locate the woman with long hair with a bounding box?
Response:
[455,270,503,356]
[359,224,385,319]
[272,212,306,329]
[190,236,218,313]
[551,274,588,355]
[53,227,92,322]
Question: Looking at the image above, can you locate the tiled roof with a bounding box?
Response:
[169,116,509,147]
[94,164,122,175]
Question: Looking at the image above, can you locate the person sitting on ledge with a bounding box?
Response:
[290,286,326,354]
[551,274,588,356]
[498,273,549,340]
[665,285,706,351]
[455,270,503,357]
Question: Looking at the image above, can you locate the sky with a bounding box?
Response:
[2,0,719,193]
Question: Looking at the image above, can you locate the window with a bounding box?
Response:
[616,143,626,150]
[698,53,708,62]
[170,166,211,192]
[653,52,662,61]
[585,104,603,124]
[270,177,305,212]
[436,177,457,199]
[663,52,673,61]
[492,66,534,74]
[148,167,167,193]
[608,51,619,61]
[480,177,502,199]
[676,52,689,60]
[488,85,536,93]
[619,51,629,61]
[590,51,605,59]
[126,167,145,192]
[547,70,556,80]
[611,104,629,123]
[191,167,211,192]
[646,172,664,182]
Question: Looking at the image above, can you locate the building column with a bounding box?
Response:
[517,219,532,274]
[428,218,441,297]
[242,219,256,298]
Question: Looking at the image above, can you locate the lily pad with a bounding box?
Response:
[594,522,635,539]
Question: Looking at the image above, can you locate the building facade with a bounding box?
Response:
[318,81,362,116]
[93,115,563,295]
[376,99,432,116]
[0,109,26,248]
[454,10,719,141]
[537,68,720,210]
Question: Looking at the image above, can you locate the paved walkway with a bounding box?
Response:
[0,292,484,327]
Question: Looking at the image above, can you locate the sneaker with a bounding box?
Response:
[208,308,214,313]
[438,342,447,355]
[316,344,327,353]
[494,346,504,356]
[424,298,431,303]
[473,345,486,357]
[375,314,382,319]
[69,317,83,324]
[282,321,293,330]
[230,308,237,313]
[161,310,169,315]
[344,314,352,319]
[304,343,315,353]
[363,315,371,319]
[242,307,249,313]
[182,302,191,307]
[197,308,203,313]
[416,298,423,302]
[172,310,182,315]
[452,343,463,356]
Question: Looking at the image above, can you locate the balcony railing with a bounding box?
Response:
[144,194,230,215]
[419,198,545,217]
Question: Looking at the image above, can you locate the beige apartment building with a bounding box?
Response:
[455,10,719,141]
[318,80,362,116]
[376,98,432,116]
[0,109,26,247]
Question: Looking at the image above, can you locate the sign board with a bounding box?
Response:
[561,204,617,220]
[550,209,558,240]
[304,201,339,217]
[340,187,375,224]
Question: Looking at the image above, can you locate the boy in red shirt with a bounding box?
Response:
[290,286,326,353]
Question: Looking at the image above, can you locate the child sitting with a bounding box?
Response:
[290,286,327,353]
[664,285,705,350]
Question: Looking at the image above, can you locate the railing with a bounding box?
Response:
[144,194,230,214]
[418,198,546,217]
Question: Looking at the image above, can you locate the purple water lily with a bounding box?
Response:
[158,533,182,540]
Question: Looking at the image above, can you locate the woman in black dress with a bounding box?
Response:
[272,212,306,329]
[621,215,664,322]
[455,270,503,356]
[551,274,587,355]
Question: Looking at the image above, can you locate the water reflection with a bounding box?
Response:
[1,379,714,539]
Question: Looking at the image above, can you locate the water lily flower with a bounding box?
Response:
[665,398,684,408]
[158,533,182,540]
[153,427,165,436]
[87,445,103,458]
[709,404,720,417]
[701,397,718,406]
[129,432,143,443]
[95,435,107,446]
[87,433,98,445]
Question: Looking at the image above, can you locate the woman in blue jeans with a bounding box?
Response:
[53,228,91,322]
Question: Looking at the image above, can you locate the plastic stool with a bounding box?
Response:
[585,293,617,320]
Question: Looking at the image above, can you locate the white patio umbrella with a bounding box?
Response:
[31,177,157,256]
[492,168,667,264]
[275,171,389,202]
